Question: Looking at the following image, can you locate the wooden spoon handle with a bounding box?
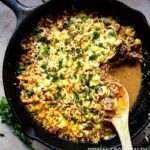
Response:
[112,113,133,150]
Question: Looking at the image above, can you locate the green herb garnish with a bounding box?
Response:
[87,121,93,127]
[89,52,97,61]
[82,91,87,98]
[37,55,43,60]
[0,97,34,150]
[98,42,103,47]
[63,19,74,28]
[0,97,13,124]
[89,95,93,101]
[82,107,88,115]
[72,73,77,79]
[72,56,78,61]
[46,73,51,79]
[109,31,117,37]
[68,32,72,36]
[94,85,99,93]
[17,63,25,74]
[81,16,89,21]
[58,59,63,69]
[53,93,60,100]
[73,91,79,99]
[60,73,64,79]
[92,31,100,40]
[57,85,62,91]
[42,47,49,55]
[27,90,34,97]
[103,18,111,25]
[75,99,82,105]
[31,112,36,116]
[76,48,81,54]
[75,25,80,30]
[82,77,89,86]
[52,73,58,82]
[65,39,69,45]
[63,22,69,28]
[34,28,43,33]
[34,35,41,40]
[40,63,47,69]
[76,61,82,69]
[68,19,74,26]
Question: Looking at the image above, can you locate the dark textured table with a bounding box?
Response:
[0,0,150,149]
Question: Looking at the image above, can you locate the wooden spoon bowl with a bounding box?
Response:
[111,82,133,150]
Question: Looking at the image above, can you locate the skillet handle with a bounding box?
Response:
[0,0,36,25]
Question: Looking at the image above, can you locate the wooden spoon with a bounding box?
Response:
[111,82,133,150]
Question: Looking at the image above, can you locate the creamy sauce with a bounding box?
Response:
[110,63,141,108]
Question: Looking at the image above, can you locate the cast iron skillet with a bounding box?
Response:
[1,0,150,149]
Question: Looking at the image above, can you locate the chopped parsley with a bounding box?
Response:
[89,95,93,101]
[101,51,105,55]
[16,63,25,74]
[52,73,58,82]
[60,73,64,79]
[82,107,88,115]
[41,37,49,45]
[34,35,41,40]
[75,99,82,105]
[37,55,43,60]
[34,28,43,33]
[31,112,36,116]
[94,85,99,93]
[82,76,89,86]
[72,73,77,79]
[109,31,117,37]
[40,63,47,69]
[58,59,63,69]
[63,22,69,28]
[54,93,60,100]
[57,85,62,91]
[42,46,49,55]
[92,31,100,40]
[81,16,89,21]
[87,121,93,128]
[68,31,72,36]
[75,25,80,30]
[82,91,88,98]
[103,19,111,25]
[65,39,69,45]
[27,90,34,97]
[73,91,79,99]
[89,52,97,61]
[72,56,78,61]
[46,73,51,79]
[98,42,103,47]
[76,61,82,69]
[63,19,74,28]
[76,48,81,54]
[68,19,74,25]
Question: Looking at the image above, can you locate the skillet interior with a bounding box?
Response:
[3,0,150,149]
